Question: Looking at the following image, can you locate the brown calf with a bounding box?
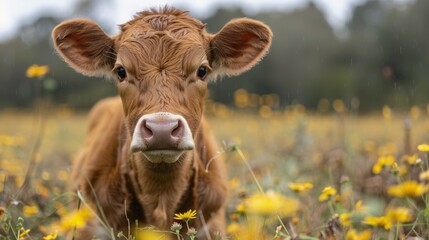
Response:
[52,7,271,239]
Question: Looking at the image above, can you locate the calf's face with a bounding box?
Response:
[52,8,272,163]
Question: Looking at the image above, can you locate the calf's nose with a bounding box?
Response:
[141,118,184,150]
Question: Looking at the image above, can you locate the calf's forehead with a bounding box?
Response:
[114,9,210,73]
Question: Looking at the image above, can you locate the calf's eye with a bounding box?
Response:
[197,66,208,80]
[116,67,127,81]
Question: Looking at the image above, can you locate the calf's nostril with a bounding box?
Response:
[141,120,153,139]
[171,120,183,138]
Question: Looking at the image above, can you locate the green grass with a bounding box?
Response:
[1,108,429,239]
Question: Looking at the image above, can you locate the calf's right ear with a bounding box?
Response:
[52,19,116,77]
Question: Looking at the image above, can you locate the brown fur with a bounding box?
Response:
[52,7,271,239]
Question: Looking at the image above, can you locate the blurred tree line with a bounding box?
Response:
[1,0,428,111]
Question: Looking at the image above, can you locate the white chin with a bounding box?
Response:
[142,150,185,163]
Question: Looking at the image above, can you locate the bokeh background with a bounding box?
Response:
[2,0,429,239]
[1,0,426,112]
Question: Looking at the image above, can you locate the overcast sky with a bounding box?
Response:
[0,0,414,42]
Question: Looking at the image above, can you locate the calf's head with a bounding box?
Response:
[52,8,272,163]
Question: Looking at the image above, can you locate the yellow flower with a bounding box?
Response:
[26,64,49,78]
[419,170,429,181]
[340,213,352,227]
[229,178,240,189]
[417,144,429,152]
[386,207,412,223]
[244,191,299,217]
[19,228,31,239]
[174,209,197,221]
[372,155,395,174]
[23,205,38,217]
[227,222,240,235]
[43,231,58,240]
[134,229,165,240]
[318,186,337,202]
[288,182,313,193]
[387,181,429,198]
[236,204,245,213]
[402,154,420,165]
[354,200,367,213]
[345,229,372,240]
[57,207,93,231]
[363,216,391,230]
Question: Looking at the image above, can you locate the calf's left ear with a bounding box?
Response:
[210,18,272,76]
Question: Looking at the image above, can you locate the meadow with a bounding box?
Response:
[1,99,429,239]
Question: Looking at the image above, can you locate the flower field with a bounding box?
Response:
[1,104,429,239]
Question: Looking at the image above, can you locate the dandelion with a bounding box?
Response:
[318,186,337,202]
[391,162,407,176]
[387,181,429,198]
[372,155,395,174]
[174,209,197,221]
[345,229,372,240]
[417,144,429,152]
[244,190,299,217]
[26,64,49,78]
[386,207,412,223]
[340,213,352,227]
[402,154,420,165]
[363,216,391,230]
[227,222,240,235]
[236,204,245,214]
[19,228,31,239]
[229,177,240,189]
[354,200,367,213]
[23,205,38,217]
[288,182,313,193]
[134,229,165,240]
[54,207,93,231]
[43,231,58,240]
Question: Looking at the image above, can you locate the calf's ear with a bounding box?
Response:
[52,19,116,77]
[210,18,272,76]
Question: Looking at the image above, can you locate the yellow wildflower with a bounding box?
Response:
[386,207,412,223]
[227,222,240,235]
[23,205,38,217]
[57,207,92,231]
[345,229,372,240]
[236,204,245,213]
[288,182,313,193]
[318,186,337,202]
[391,162,408,176]
[174,209,197,221]
[340,213,352,227]
[229,178,240,189]
[26,64,49,78]
[417,144,429,152]
[372,155,395,174]
[19,228,31,239]
[43,231,58,240]
[402,154,420,165]
[419,170,429,181]
[134,229,165,240]
[354,200,367,213]
[387,181,429,198]
[363,216,391,230]
[244,190,299,217]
